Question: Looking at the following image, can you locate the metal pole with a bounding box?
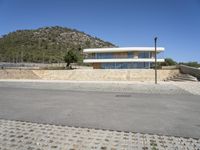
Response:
[154,37,157,84]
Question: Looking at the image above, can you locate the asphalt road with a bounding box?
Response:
[0,82,200,138]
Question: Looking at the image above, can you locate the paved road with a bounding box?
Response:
[0,82,200,138]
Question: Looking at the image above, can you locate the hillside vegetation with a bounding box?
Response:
[0,26,115,63]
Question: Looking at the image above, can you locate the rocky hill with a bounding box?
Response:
[0,26,115,63]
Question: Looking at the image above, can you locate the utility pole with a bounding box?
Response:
[154,37,158,84]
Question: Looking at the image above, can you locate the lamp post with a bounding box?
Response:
[154,37,158,84]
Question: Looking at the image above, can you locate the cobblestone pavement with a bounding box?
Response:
[0,120,200,150]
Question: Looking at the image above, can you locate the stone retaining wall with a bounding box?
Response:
[0,69,180,81]
[33,69,180,81]
[180,65,200,81]
[0,69,40,79]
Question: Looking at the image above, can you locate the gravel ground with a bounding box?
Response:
[171,82,200,95]
[0,119,199,150]
[0,80,191,95]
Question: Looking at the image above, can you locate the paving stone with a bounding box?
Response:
[0,119,200,150]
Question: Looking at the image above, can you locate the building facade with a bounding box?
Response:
[83,47,165,69]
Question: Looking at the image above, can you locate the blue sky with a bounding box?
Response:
[0,0,200,62]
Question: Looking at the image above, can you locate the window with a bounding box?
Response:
[138,52,150,58]
[100,62,151,69]
[127,52,133,58]
[96,53,113,59]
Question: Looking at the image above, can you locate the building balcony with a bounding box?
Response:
[83,58,165,63]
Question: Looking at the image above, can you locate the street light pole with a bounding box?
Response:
[154,37,158,84]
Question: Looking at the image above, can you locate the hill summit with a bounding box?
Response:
[0,26,115,63]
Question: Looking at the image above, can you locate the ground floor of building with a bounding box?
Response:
[92,62,152,69]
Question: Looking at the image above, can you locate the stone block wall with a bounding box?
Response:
[0,69,180,81]
[33,69,180,81]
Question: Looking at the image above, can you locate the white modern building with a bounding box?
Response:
[83,47,165,69]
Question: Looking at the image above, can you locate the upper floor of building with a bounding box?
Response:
[83,47,165,63]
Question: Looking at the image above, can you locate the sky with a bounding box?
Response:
[0,0,200,63]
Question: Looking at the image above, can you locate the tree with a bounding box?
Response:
[179,61,200,68]
[161,58,177,66]
[64,50,78,68]
[85,40,91,47]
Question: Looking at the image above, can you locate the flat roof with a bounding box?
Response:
[83,47,165,53]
